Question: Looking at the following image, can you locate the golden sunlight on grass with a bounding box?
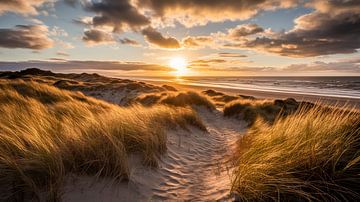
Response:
[232,105,360,201]
[169,56,188,77]
[0,80,205,200]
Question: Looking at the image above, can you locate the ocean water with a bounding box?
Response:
[134,76,360,99]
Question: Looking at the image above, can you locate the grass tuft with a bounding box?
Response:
[223,98,304,126]
[232,105,360,201]
[134,91,216,110]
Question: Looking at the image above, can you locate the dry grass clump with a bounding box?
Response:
[0,80,205,201]
[202,89,256,107]
[134,91,216,110]
[232,106,360,201]
[223,98,305,126]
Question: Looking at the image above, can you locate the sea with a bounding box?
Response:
[130,76,360,99]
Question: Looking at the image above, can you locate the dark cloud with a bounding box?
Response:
[225,1,360,57]
[74,0,298,50]
[85,0,150,33]
[82,29,115,45]
[141,27,180,49]
[63,0,78,7]
[0,25,53,50]
[119,38,140,46]
[0,0,50,15]
[219,53,247,58]
[228,24,264,38]
[0,60,172,72]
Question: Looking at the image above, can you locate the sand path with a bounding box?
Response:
[63,109,245,201]
[149,109,244,201]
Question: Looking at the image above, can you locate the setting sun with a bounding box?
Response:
[169,57,188,76]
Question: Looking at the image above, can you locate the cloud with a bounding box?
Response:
[136,0,298,27]
[82,29,115,45]
[63,0,78,7]
[73,16,93,26]
[190,58,229,68]
[225,1,360,57]
[119,38,140,46]
[0,0,51,15]
[56,51,70,57]
[50,26,68,37]
[182,36,214,49]
[84,0,150,33]
[0,25,53,50]
[191,59,227,64]
[141,27,180,49]
[192,58,360,74]
[228,24,264,38]
[218,53,247,58]
[283,60,360,73]
[73,0,298,50]
[0,60,172,72]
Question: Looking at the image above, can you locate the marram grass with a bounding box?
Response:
[0,80,205,201]
[232,105,360,201]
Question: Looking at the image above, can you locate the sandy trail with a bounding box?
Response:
[63,109,245,201]
[150,109,245,201]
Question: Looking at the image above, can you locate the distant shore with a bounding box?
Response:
[142,79,360,109]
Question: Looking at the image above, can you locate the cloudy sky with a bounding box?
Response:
[0,0,359,76]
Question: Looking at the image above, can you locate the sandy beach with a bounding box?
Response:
[142,79,360,108]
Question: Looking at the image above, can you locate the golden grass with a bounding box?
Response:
[134,91,216,110]
[232,105,360,201]
[223,98,305,126]
[0,80,205,201]
[202,89,255,107]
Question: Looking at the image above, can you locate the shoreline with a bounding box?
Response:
[141,79,360,108]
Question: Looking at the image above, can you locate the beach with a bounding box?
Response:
[140,78,360,108]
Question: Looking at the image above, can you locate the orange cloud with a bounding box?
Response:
[0,0,51,15]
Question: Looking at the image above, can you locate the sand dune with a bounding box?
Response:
[1,69,359,201]
[63,109,245,201]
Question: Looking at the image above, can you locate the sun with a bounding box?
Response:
[169,57,188,76]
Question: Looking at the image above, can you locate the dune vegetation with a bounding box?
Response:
[232,105,360,201]
[0,80,205,201]
[134,91,216,110]
[202,89,256,107]
[223,98,313,126]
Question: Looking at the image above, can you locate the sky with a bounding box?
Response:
[0,0,359,77]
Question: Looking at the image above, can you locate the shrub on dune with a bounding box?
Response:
[0,80,205,201]
[134,91,216,110]
[232,106,360,201]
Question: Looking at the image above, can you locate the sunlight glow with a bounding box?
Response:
[169,57,188,77]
